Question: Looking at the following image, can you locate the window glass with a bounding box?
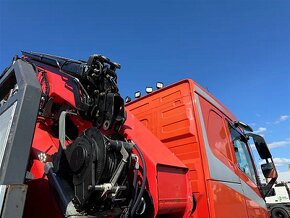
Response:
[228,123,257,184]
[207,111,232,160]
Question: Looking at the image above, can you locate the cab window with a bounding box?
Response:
[207,111,232,160]
[228,123,257,184]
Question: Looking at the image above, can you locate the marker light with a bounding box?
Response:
[134,91,141,98]
[145,87,153,94]
[156,82,164,89]
[125,96,131,103]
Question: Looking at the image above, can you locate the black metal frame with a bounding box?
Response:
[0,59,41,184]
[22,51,125,133]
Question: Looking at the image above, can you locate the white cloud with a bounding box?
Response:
[280,115,289,121]
[274,115,289,124]
[251,138,290,151]
[259,158,289,168]
[253,127,267,135]
[268,139,290,149]
[258,158,290,166]
[272,158,290,166]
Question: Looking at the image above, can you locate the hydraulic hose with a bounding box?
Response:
[130,144,147,217]
[133,168,139,202]
[127,167,138,210]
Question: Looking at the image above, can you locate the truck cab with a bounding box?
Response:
[126,79,278,218]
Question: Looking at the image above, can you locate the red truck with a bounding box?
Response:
[0,52,277,218]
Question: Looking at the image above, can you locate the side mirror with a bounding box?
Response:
[261,162,277,179]
[246,133,272,159]
[246,133,278,198]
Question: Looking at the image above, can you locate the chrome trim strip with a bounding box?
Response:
[195,93,267,209]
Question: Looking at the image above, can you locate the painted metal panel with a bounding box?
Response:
[194,92,267,210]
[126,80,210,218]
[195,93,240,183]
[208,181,248,218]
[195,85,230,117]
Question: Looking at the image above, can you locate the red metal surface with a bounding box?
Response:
[122,110,193,217]
[24,120,63,217]
[30,60,77,108]
[20,54,269,217]
[126,80,209,218]
[23,179,63,218]
[23,61,193,217]
[23,62,82,217]
[126,79,269,218]
[196,88,269,217]
[26,113,193,217]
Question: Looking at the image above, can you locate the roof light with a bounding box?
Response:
[125,96,131,103]
[134,91,141,98]
[145,87,153,94]
[156,82,164,89]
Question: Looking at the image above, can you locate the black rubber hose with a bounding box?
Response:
[130,144,147,217]
[128,168,138,209]
[133,168,139,202]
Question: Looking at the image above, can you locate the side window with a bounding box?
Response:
[207,111,232,160]
[228,123,257,184]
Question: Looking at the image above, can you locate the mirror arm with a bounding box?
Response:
[261,176,277,197]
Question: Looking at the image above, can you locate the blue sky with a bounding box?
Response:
[0,1,289,180]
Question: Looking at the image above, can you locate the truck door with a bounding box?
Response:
[227,124,269,218]
[195,94,248,218]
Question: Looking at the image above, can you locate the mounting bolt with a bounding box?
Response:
[38,152,47,163]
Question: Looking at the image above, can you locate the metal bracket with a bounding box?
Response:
[93,144,130,198]
[0,59,41,184]
[59,111,77,150]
